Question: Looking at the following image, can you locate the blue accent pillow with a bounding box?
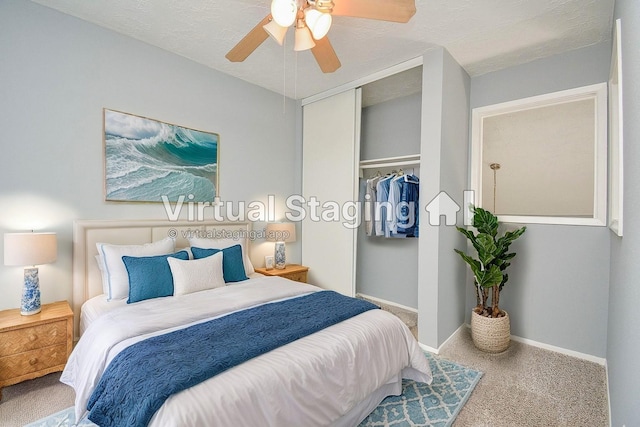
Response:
[191,245,248,283]
[123,250,190,303]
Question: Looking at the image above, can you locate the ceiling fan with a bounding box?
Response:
[225,0,416,73]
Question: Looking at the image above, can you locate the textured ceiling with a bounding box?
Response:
[30,0,614,101]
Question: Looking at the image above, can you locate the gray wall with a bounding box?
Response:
[436,52,471,344]
[356,93,421,308]
[607,0,640,424]
[469,42,612,358]
[360,93,422,161]
[0,1,298,311]
[418,47,470,348]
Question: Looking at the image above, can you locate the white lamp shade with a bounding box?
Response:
[304,9,332,40]
[264,19,288,45]
[4,232,57,266]
[266,223,297,243]
[294,25,316,51]
[271,0,297,27]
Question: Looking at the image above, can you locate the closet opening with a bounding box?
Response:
[355,66,422,335]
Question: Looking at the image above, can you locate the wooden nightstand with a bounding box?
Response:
[255,264,309,283]
[0,301,73,400]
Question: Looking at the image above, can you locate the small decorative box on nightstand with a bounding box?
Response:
[0,301,73,400]
[255,264,309,284]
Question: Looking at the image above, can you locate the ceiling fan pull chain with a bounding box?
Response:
[283,32,287,114]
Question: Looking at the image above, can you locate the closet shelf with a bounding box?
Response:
[359,154,421,170]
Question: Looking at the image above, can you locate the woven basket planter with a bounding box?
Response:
[471,310,510,353]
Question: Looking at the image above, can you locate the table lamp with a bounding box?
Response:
[265,223,296,269]
[4,232,57,315]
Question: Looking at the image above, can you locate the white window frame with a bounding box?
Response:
[470,83,608,226]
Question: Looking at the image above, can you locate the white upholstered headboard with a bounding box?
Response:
[72,219,252,339]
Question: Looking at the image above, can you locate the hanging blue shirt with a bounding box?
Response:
[375,175,394,237]
[397,174,420,237]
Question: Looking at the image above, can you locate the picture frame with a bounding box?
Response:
[103,109,219,203]
[265,256,274,270]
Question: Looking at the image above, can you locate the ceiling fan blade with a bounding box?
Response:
[225,15,272,62]
[332,0,416,23]
[311,37,341,73]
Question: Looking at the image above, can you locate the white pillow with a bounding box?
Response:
[168,252,225,296]
[95,255,109,296]
[96,237,175,301]
[188,237,255,275]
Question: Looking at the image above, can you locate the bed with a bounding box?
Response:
[63,219,432,426]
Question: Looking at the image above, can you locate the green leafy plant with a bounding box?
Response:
[455,206,526,318]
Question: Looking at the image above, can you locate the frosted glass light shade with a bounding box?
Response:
[304,9,332,40]
[264,19,288,45]
[294,26,316,51]
[266,222,296,243]
[4,232,57,266]
[266,223,295,270]
[271,0,297,27]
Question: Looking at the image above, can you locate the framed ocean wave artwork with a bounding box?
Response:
[103,109,219,202]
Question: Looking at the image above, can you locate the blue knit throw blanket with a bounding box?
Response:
[86,291,378,427]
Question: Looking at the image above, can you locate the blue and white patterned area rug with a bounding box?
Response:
[26,352,481,427]
[359,352,483,427]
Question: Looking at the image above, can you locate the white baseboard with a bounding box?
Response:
[418,342,439,354]
[356,293,418,313]
[418,324,466,355]
[605,360,612,427]
[452,323,606,365]
[430,323,607,366]
[360,300,606,366]
[509,334,606,366]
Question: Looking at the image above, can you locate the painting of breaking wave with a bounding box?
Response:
[104,109,218,202]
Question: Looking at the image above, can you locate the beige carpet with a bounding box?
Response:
[0,327,609,427]
[0,371,74,427]
[441,328,609,426]
[360,297,609,426]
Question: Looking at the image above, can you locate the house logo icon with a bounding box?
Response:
[425,191,460,226]
[425,190,475,226]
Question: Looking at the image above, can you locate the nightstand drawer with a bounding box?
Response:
[285,272,308,283]
[0,344,68,381]
[0,320,67,357]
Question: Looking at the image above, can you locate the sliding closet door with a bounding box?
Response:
[302,89,361,296]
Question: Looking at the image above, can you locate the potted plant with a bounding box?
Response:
[454,206,526,353]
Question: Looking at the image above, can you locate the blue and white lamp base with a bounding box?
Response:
[274,242,286,269]
[21,267,42,316]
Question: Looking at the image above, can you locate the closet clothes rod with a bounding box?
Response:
[359,159,420,169]
[358,154,420,177]
[359,155,420,174]
[359,154,420,169]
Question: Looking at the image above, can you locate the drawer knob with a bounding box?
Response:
[29,358,38,366]
[29,334,37,342]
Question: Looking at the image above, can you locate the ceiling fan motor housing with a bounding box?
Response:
[307,0,335,13]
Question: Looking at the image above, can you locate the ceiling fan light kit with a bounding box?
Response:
[263,19,288,45]
[304,8,332,40]
[226,0,416,73]
[271,0,298,27]
[294,22,316,51]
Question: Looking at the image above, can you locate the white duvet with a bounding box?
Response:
[62,277,432,426]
